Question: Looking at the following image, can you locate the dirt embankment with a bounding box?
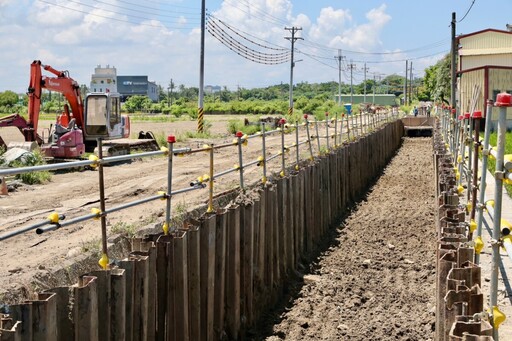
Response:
[262,137,437,341]
[0,116,316,301]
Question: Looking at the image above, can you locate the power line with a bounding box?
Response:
[206,18,290,65]
[91,0,201,19]
[208,15,288,51]
[458,0,476,23]
[37,0,199,28]
[221,0,289,27]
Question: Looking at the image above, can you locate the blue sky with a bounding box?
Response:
[0,0,511,93]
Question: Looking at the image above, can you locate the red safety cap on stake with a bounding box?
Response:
[472,111,483,119]
[451,108,456,114]
[235,131,243,138]
[495,92,512,107]
[167,135,176,143]
[458,115,463,121]
[464,112,470,119]
[325,112,329,116]
[279,118,287,125]
[303,114,308,119]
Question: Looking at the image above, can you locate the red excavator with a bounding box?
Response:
[0,60,155,158]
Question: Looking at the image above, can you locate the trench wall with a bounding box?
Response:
[0,121,404,341]
[433,121,494,340]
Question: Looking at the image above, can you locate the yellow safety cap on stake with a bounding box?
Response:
[91,208,101,220]
[469,219,477,233]
[89,154,99,168]
[504,178,512,185]
[202,174,210,182]
[456,171,460,181]
[197,175,204,183]
[492,306,506,329]
[457,185,464,195]
[202,144,211,150]
[162,222,169,235]
[486,200,495,208]
[234,164,240,170]
[504,154,512,164]
[98,253,109,269]
[177,153,185,157]
[48,212,60,223]
[501,218,512,230]
[262,176,267,184]
[295,164,299,171]
[160,146,169,154]
[257,156,264,166]
[157,191,166,200]
[474,236,484,254]
[466,202,472,213]
[280,170,285,177]
[457,155,462,164]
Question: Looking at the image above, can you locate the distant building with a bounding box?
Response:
[90,65,159,102]
[90,65,117,93]
[117,76,159,102]
[334,94,398,106]
[205,85,222,93]
[457,27,512,126]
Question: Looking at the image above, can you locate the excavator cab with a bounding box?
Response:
[84,92,124,140]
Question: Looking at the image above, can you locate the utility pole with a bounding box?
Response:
[451,12,457,111]
[335,49,345,106]
[348,61,356,104]
[168,78,174,107]
[373,73,381,105]
[197,0,205,132]
[409,61,413,105]
[363,63,369,103]
[404,60,408,105]
[285,26,303,117]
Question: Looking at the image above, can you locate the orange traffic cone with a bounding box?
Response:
[0,177,7,196]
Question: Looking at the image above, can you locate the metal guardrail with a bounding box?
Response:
[0,109,400,269]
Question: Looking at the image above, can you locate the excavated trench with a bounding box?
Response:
[0,120,438,340]
[257,136,436,340]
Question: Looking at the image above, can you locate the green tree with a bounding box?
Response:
[0,91,19,107]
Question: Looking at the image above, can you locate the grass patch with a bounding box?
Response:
[80,238,102,256]
[110,221,137,238]
[485,131,512,196]
[11,150,52,184]
[227,119,261,135]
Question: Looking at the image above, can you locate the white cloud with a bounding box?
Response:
[332,4,391,50]
[308,7,352,41]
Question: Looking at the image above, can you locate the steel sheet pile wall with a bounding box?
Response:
[433,120,494,340]
[0,121,404,341]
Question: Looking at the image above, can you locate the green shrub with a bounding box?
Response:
[12,150,51,184]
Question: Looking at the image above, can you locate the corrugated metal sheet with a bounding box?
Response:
[461,54,512,70]
[489,68,512,95]
[459,47,512,56]
[459,69,484,113]
[459,30,512,50]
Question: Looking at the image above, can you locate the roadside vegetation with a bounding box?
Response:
[486,131,512,196]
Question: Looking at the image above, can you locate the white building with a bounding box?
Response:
[90,65,118,93]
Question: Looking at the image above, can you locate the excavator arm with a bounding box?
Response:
[26,60,84,143]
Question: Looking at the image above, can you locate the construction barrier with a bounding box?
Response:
[435,95,512,340]
[0,119,404,340]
